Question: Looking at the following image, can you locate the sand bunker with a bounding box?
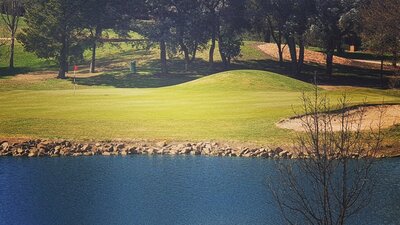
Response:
[277,105,400,132]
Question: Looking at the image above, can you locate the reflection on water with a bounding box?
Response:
[0,156,398,225]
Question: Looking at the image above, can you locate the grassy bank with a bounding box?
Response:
[1,28,399,145]
[0,69,399,145]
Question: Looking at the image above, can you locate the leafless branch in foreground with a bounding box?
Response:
[270,86,384,225]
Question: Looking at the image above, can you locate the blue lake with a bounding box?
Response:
[0,156,399,225]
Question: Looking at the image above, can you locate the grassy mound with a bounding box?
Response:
[175,70,315,92]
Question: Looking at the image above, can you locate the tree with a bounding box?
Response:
[19,0,84,79]
[199,0,246,68]
[255,0,314,75]
[169,0,209,71]
[0,0,24,69]
[361,0,400,83]
[81,0,119,73]
[0,26,7,64]
[270,87,384,225]
[312,0,361,75]
[200,0,223,68]
[142,0,175,74]
[217,0,246,68]
[282,0,315,76]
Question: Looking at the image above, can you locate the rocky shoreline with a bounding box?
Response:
[0,139,303,159]
[0,139,385,159]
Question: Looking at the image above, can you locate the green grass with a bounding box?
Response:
[0,69,399,145]
[1,28,400,145]
[0,42,56,73]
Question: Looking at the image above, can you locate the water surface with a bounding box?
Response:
[0,156,399,225]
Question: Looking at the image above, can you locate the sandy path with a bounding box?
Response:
[258,43,395,71]
[277,105,400,132]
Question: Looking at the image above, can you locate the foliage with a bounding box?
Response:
[0,0,24,68]
[361,0,400,63]
[18,0,85,78]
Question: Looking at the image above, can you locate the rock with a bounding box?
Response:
[190,150,201,156]
[83,152,93,156]
[38,148,48,156]
[102,152,111,156]
[60,148,71,156]
[54,146,61,154]
[258,152,269,158]
[81,144,91,151]
[243,153,252,158]
[1,142,9,149]
[169,150,179,155]
[275,147,284,154]
[36,144,47,151]
[279,151,288,158]
[120,151,128,156]
[129,147,138,154]
[147,148,156,155]
[28,148,39,157]
[156,141,167,147]
[181,147,192,154]
[17,148,24,154]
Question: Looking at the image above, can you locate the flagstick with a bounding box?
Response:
[74,69,76,96]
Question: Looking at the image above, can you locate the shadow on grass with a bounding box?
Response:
[336,51,394,61]
[0,65,58,78]
[0,67,33,78]
[74,54,395,89]
[236,58,394,88]
[74,58,221,88]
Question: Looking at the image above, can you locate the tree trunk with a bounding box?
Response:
[263,28,271,43]
[182,46,190,71]
[392,51,398,67]
[160,39,168,74]
[277,30,283,64]
[380,55,384,87]
[267,18,283,64]
[190,41,198,63]
[218,34,228,68]
[326,49,334,76]
[90,27,101,73]
[58,36,68,79]
[90,41,96,73]
[297,37,305,75]
[9,32,15,69]
[336,40,343,55]
[287,35,298,76]
[209,20,216,67]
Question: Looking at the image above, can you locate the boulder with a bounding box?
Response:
[190,150,201,156]
[17,148,24,154]
[54,146,61,154]
[156,141,167,148]
[1,142,9,150]
[28,148,39,157]
[147,148,156,155]
[81,144,91,151]
[279,151,288,158]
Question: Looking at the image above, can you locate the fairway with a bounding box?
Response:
[1,70,399,145]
